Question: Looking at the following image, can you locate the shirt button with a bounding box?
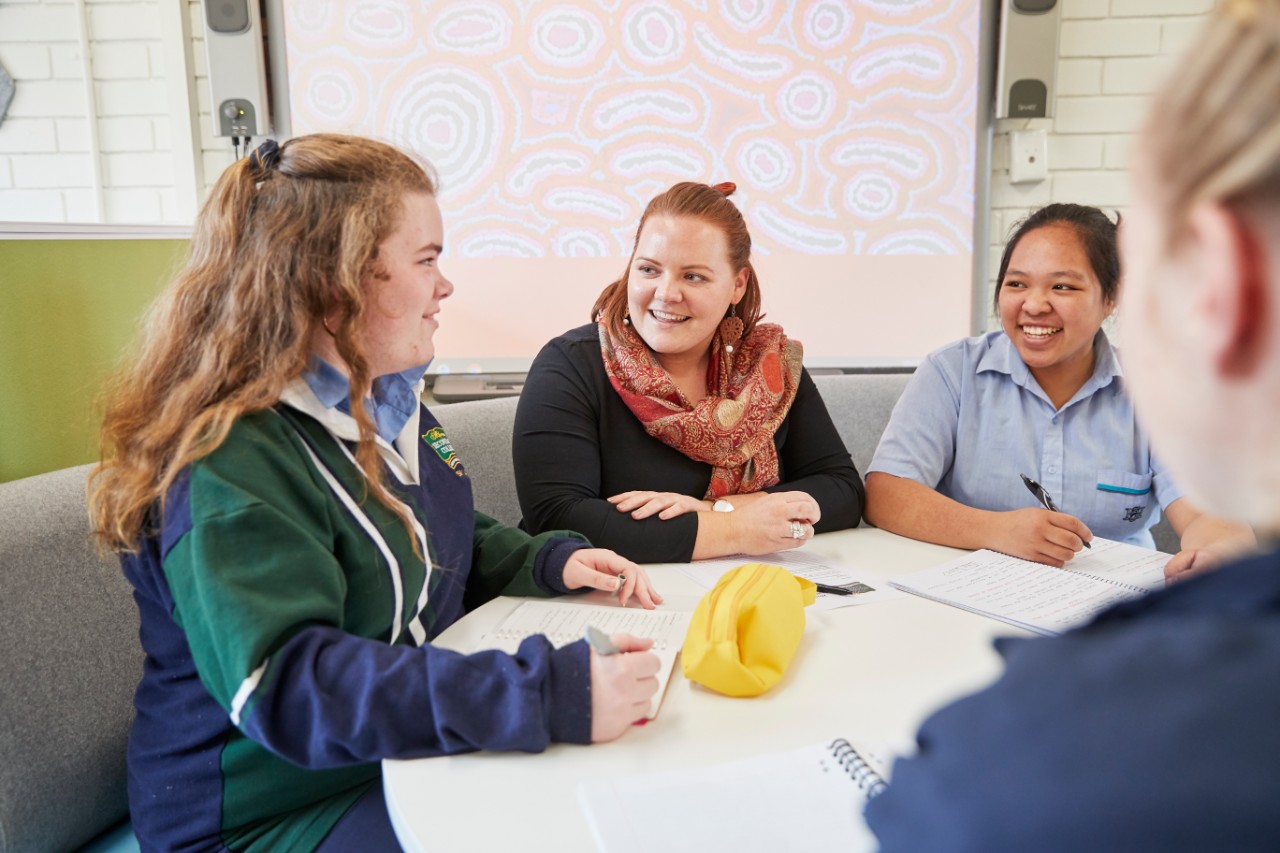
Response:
[1052,416,1058,424]
[1049,466,1057,473]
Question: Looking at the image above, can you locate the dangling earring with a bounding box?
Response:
[622,309,631,326]
[720,302,743,354]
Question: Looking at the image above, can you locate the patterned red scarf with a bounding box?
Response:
[599,319,803,499]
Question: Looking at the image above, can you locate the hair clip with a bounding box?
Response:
[249,138,282,179]
[711,181,736,197]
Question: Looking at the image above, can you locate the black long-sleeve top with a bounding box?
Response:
[513,324,864,563]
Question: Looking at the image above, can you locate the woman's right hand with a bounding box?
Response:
[990,508,1093,567]
[590,633,661,742]
[728,491,822,554]
[608,490,711,520]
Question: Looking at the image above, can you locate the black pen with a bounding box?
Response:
[814,582,853,596]
[1020,473,1091,548]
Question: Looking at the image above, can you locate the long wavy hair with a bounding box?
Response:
[592,181,764,340]
[89,133,436,553]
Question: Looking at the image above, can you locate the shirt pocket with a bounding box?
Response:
[1094,469,1154,529]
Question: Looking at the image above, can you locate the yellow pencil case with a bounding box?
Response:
[681,563,816,697]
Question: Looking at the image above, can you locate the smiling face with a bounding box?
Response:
[998,222,1115,399]
[626,214,748,374]
[361,191,454,377]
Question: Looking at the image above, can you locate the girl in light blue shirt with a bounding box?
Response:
[866,204,1252,577]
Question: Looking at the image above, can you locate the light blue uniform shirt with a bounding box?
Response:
[868,330,1182,548]
[303,356,429,444]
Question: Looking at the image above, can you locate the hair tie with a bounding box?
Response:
[711,181,736,197]
[249,139,282,180]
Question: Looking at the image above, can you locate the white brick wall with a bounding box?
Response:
[0,0,176,223]
[188,0,234,198]
[986,3,1218,326]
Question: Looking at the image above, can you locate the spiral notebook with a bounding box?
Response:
[890,537,1171,637]
[578,738,892,853]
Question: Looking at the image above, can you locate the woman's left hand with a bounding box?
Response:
[563,548,663,609]
[609,491,711,520]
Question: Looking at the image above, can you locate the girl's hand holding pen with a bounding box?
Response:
[589,632,659,741]
[990,508,1094,568]
[1020,473,1092,549]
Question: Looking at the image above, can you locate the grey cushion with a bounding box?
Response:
[812,373,912,479]
[1150,514,1179,554]
[432,397,523,527]
[0,464,141,853]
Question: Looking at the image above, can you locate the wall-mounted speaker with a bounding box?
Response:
[995,0,1062,119]
[203,0,271,137]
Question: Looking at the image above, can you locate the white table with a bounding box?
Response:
[383,528,1031,852]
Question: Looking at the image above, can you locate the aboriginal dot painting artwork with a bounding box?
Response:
[283,0,978,262]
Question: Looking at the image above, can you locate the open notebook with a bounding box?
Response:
[579,738,893,853]
[475,600,691,720]
[891,537,1172,636]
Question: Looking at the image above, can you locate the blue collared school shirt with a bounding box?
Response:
[868,330,1181,548]
[304,356,429,444]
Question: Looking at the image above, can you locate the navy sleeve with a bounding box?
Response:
[239,628,591,768]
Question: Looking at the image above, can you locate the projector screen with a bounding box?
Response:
[282,1,981,369]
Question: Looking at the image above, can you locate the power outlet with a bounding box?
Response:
[1009,129,1048,184]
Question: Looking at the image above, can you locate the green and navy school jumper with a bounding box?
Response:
[121,382,592,852]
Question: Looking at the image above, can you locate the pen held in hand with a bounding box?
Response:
[585,624,621,655]
[1019,473,1091,549]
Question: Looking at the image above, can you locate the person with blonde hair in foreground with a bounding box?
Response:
[866,3,1280,849]
[89,134,660,852]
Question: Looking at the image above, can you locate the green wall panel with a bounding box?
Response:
[0,239,187,482]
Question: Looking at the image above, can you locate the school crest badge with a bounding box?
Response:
[1123,505,1144,522]
[423,426,465,477]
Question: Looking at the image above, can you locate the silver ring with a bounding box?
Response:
[790,521,804,540]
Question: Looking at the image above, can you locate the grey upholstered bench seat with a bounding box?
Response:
[0,464,140,853]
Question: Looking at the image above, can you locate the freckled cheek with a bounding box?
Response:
[373,286,420,321]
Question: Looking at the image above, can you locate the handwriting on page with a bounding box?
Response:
[923,553,1135,633]
[479,602,693,721]
[487,602,690,651]
[891,537,1173,636]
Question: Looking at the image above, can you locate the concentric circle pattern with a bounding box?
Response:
[283,0,975,258]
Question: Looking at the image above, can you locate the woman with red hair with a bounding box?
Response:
[514,181,864,563]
